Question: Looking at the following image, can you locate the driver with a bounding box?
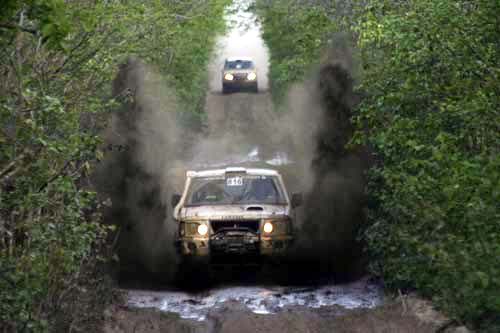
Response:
[192,182,226,203]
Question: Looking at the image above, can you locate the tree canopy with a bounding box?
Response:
[255,0,500,329]
[0,0,229,331]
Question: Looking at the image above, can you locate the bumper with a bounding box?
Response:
[176,238,210,257]
[222,80,258,91]
[176,235,293,258]
[259,236,294,256]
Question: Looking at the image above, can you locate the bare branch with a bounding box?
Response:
[37,159,73,192]
[0,22,37,35]
[0,149,31,179]
[53,32,92,74]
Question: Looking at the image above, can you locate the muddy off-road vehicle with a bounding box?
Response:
[172,167,301,264]
[221,57,258,94]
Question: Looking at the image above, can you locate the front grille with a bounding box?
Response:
[210,220,259,233]
[233,73,247,81]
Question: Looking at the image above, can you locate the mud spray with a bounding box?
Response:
[282,34,372,282]
[93,59,189,282]
[95,33,371,285]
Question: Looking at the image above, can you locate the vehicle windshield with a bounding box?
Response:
[185,175,286,206]
[224,60,254,70]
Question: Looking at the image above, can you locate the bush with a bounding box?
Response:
[353,0,500,323]
[256,0,500,327]
[255,0,337,105]
[0,0,229,330]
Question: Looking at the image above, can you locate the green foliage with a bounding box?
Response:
[0,0,229,330]
[254,0,337,105]
[256,0,500,327]
[354,0,500,323]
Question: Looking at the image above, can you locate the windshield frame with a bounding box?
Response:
[183,175,287,207]
[224,59,255,70]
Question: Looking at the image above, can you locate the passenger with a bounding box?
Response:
[247,178,276,201]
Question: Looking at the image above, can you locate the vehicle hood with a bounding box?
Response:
[178,204,288,220]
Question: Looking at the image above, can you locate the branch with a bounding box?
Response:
[37,159,72,192]
[0,22,37,35]
[53,32,92,74]
[171,13,204,21]
[58,31,115,76]
[0,149,31,180]
[436,320,459,333]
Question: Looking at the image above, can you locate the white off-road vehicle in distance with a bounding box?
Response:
[172,167,301,264]
[221,57,259,94]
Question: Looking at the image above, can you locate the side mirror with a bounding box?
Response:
[171,194,181,208]
[291,192,303,208]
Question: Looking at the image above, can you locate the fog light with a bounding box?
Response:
[197,224,208,236]
[263,222,273,234]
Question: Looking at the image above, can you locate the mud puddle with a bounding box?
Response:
[125,277,382,321]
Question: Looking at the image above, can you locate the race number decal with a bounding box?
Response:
[226,176,243,186]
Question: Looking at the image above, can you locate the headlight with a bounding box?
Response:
[247,72,257,81]
[263,219,291,235]
[224,73,234,81]
[197,224,208,236]
[263,222,273,234]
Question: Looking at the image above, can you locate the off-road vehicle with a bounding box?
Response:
[221,57,258,94]
[172,167,301,264]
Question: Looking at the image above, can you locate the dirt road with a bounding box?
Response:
[104,273,459,333]
[103,291,445,333]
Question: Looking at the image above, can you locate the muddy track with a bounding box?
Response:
[100,0,472,330]
[205,92,274,136]
[202,91,280,162]
[103,298,443,333]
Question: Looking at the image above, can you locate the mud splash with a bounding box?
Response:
[126,277,382,321]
